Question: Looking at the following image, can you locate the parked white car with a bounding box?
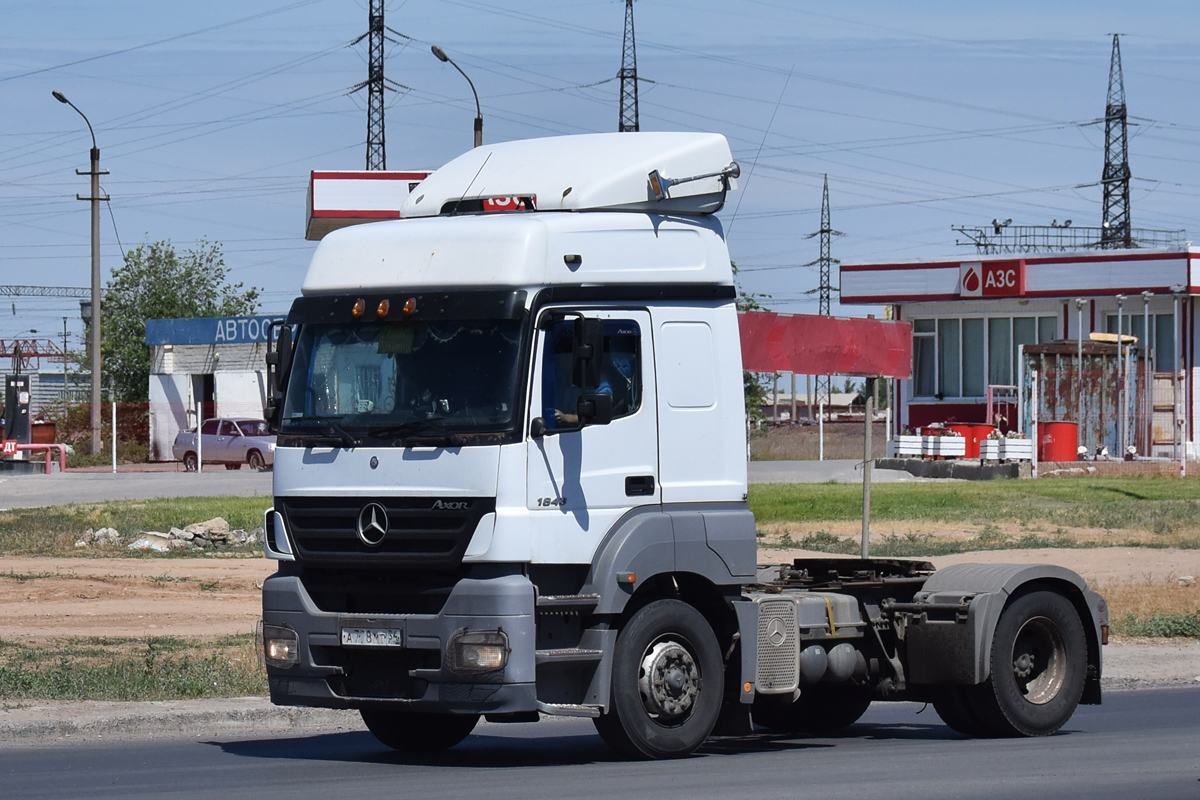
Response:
[172,418,275,470]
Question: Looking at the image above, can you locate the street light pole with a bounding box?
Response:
[62,317,69,405]
[431,45,482,148]
[53,90,108,455]
[1142,291,1153,456]
[1075,298,1086,450]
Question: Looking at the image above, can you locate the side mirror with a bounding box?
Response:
[571,317,605,389]
[274,325,293,393]
[529,417,548,438]
[577,392,613,426]
[265,321,294,431]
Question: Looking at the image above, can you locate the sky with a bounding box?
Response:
[4,0,1200,351]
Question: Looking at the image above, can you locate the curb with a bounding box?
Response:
[0,698,362,745]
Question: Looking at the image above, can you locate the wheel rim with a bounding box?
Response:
[249,453,262,469]
[637,636,701,725]
[1010,615,1067,705]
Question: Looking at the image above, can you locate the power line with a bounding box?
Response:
[0,0,325,85]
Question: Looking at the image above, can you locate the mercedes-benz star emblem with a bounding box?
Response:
[766,617,787,647]
[356,502,390,547]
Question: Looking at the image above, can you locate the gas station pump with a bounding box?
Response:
[3,374,31,462]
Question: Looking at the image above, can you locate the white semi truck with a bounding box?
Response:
[259,132,1108,759]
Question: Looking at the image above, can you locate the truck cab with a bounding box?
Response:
[261,132,1106,759]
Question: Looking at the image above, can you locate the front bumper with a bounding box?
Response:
[263,569,537,713]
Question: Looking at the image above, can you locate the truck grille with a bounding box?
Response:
[277,495,495,569]
[755,598,799,694]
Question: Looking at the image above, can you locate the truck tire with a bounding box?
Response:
[593,599,723,759]
[752,687,872,735]
[968,590,1087,737]
[183,452,198,471]
[359,709,479,753]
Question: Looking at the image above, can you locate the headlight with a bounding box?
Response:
[448,629,509,674]
[262,624,299,668]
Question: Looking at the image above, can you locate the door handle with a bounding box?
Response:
[625,475,655,496]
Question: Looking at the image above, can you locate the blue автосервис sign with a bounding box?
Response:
[144,315,287,346]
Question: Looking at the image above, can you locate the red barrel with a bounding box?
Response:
[948,423,995,459]
[1039,421,1079,462]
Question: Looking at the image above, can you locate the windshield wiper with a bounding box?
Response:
[283,415,361,447]
[366,417,466,446]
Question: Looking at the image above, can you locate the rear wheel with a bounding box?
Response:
[753,687,872,735]
[593,599,723,759]
[931,686,992,736]
[359,709,479,753]
[963,591,1087,737]
[183,452,198,471]
[247,450,265,470]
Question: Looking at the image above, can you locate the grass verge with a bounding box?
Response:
[750,477,1200,547]
[1113,612,1200,638]
[0,497,268,557]
[0,634,266,702]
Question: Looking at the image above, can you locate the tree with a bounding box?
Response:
[102,240,260,401]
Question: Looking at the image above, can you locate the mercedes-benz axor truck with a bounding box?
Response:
[259,132,1108,759]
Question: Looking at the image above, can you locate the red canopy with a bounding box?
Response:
[739,311,912,379]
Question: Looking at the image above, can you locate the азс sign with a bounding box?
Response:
[959,260,1025,298]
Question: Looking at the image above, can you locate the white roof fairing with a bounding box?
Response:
[301,212,733,295]
[399,132,737,217]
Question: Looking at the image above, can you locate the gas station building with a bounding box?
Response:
[840,247,1199,459]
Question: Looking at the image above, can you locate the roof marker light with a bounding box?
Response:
[377,299,390,319]
[351,298,365,318]
[403,297,418,316]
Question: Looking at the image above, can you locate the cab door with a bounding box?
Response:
[526,309,659,563]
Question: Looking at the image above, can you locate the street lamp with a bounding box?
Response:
[1075,298,1086,449]
[431,45,482,148]
[53,90,107,455]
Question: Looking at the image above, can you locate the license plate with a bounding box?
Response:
[341,627,403,647]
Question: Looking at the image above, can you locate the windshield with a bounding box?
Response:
[280,319,524,442]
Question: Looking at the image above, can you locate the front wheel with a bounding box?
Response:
[593,599,723,759]
[247,450,265,470]
[359,709,479,753]
[967,590,1087,737]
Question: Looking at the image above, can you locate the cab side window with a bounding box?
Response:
[541,319,641,430]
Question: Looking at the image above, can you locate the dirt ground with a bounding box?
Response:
[0,548,1195,644]
[0,556,274,642]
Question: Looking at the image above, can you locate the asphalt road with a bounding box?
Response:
[2,687,1196,800]
[0,470,273,509]
[0,459,904,509]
